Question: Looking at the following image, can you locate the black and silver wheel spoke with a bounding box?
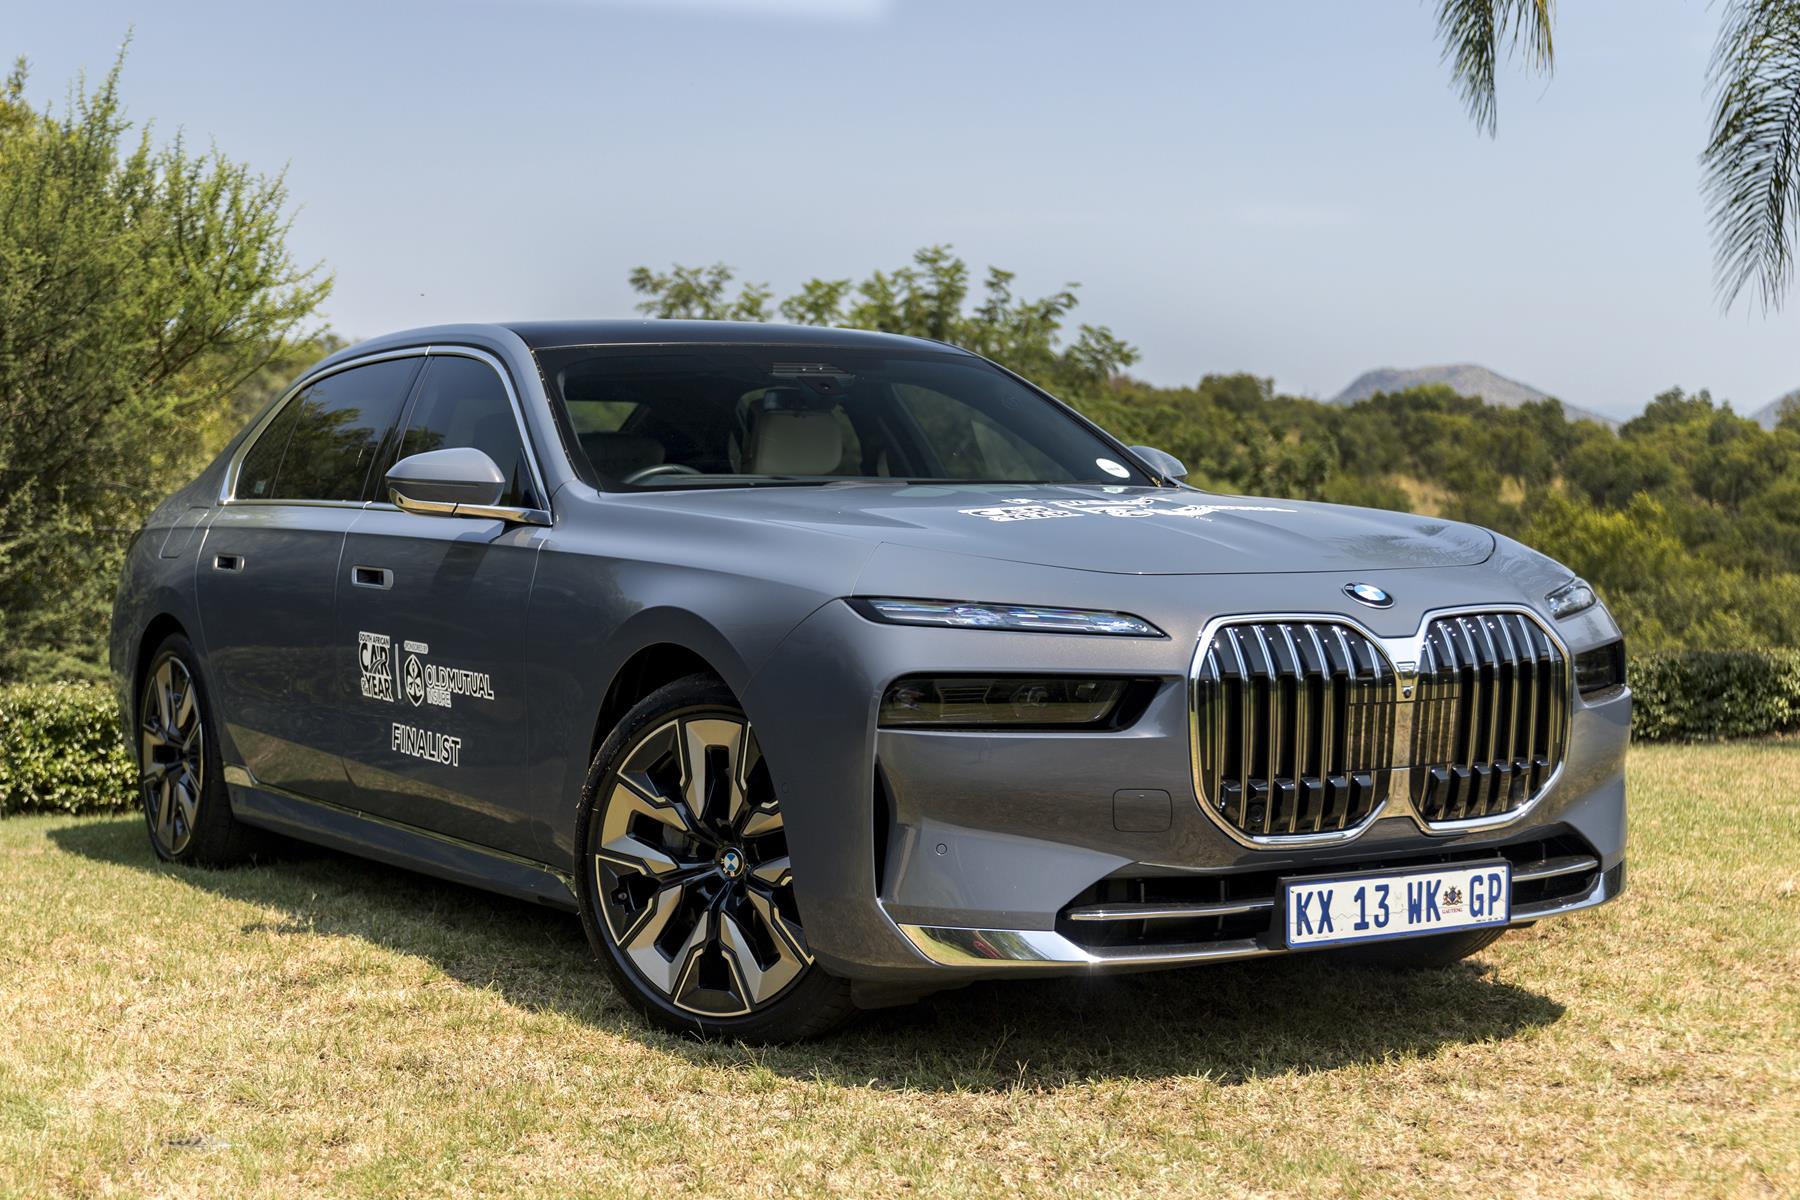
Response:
[139,656,204,856]
[594,713,810,1018]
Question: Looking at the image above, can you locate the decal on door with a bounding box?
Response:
[359,633,395,702]
[355,633,496,711]
[391,722,462,767]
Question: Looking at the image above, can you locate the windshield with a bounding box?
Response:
[534,345,1151,490]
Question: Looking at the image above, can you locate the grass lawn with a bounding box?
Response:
[1,745,1796,1198]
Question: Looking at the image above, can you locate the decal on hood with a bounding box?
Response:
[958,495,1298,523]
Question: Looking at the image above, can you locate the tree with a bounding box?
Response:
[1432,0,1800,312]
[627,245,1138,399]
[0,52,330,680]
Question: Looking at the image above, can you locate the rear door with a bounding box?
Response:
[196,354,422,797]
[332,350,549,857]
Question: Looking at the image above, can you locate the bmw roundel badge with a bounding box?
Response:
[1344,582,1393,609]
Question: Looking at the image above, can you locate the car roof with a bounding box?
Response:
[503,319,971,355]
[311,321,976,379]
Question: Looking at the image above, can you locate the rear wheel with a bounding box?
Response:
[137,635,259,866]
[575,674,854,1041]
[1329,926,1507,969]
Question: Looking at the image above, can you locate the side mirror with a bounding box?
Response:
[386,448,547,525]
[1129,445,1188,482]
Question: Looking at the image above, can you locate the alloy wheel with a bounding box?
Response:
[140,654,204,857]
[592,714,811,1017]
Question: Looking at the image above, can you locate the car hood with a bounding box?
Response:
[638,482,1494,575]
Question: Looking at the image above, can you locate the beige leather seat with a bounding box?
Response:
[746,409,844,475]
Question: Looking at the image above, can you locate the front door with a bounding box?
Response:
[196,355,421,797]
[332,352,548,858]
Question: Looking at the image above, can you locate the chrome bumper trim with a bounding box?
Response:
[1512,853,1600,884]
[1064,897,1275,922]
[896,860,1621,969]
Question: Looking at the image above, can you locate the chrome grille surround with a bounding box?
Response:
[1188,607,1572,848]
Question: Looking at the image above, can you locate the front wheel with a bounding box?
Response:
[575,674,854,1041]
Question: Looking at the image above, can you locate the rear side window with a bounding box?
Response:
[234,397,302,500]
[238,358,420,502]
[393,356,537,508]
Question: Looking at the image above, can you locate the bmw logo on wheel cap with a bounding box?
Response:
[1344,582,1393,609]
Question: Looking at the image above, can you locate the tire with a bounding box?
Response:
[574,673,855,1041]
[135,634,260,866]
[1328,926,1507,969]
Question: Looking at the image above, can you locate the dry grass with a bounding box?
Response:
[1,745,1796,1198]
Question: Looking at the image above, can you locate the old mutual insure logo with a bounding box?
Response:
[1344,582,1393,609]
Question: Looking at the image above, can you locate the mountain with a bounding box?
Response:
[1750,390,1797,430]
[1328,364,1619,429]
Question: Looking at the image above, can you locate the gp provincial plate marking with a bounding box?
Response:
[958,496,1297,523]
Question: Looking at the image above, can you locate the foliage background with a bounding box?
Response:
[0,55,329,682]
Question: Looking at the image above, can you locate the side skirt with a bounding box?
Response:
[224,766,578,911]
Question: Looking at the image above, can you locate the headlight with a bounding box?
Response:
[1546,578,1599,620]
[852,597,1165,638]
[879,675,1149,728]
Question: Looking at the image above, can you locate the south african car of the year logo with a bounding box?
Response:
[358,632,394,702]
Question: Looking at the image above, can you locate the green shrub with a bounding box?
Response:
[0,682,135,815]
[1629,649,1800,742]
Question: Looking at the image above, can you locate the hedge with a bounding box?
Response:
[0,682,135,816]
[1628,649,1800,742]
[2,655,1797,816]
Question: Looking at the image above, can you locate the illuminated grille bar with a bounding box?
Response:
[1194,621,1395,838]
[1409,612,1568,823]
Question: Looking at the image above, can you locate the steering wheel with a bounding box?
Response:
[622,462,703,485]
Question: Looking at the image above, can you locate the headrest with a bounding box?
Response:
[747,409,844,475]
[579,431,666,480]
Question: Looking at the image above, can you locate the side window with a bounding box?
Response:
[234,396,303,499]
[260,358,420,502]
[395,356,537,508]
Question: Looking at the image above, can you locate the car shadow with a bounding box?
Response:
[50,817,1565,1091]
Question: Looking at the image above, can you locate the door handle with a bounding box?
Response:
[212,554,245,572]
[351,565,394,590]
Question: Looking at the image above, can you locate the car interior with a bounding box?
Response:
[551,351,1083,488]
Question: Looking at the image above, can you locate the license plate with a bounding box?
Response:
[1279,861,1511,949]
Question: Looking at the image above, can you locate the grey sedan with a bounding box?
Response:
[111,321,1629,1039]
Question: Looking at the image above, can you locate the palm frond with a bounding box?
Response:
[1703,0,1800,312]
[1435,0,1555,136]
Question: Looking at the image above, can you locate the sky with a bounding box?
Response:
[11,0,1796,419]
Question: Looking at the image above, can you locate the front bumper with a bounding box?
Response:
[898,855,1625,972]
[742,569,1630,984]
